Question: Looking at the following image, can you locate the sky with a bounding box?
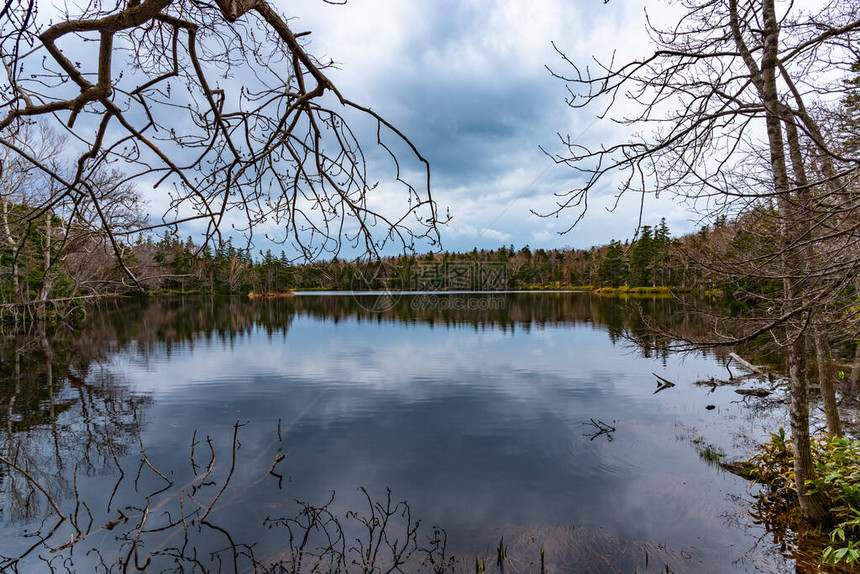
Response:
[27,0,705,259]
[271,0,701,255]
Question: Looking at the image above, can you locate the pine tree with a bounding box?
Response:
[597,241,628,287]
[630,226,655,287]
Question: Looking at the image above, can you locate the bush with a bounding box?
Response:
[748,430,860,566]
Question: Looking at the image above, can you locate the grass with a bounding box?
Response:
[247,290,295,299]
[592,285,683,296]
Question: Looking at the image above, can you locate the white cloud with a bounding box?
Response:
[139,0,699,256]
[278,0,693,253]
[477,227,511,242]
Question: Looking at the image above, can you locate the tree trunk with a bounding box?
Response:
[781,107,843,440]
[1,186,20,302]
[815,331,843,437]
[788,339,831,521]
[850,344,860,390]
[39,212,53,301]
[43,211,50,275]
[758,0,828,523]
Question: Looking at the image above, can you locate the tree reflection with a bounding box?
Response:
[1,415,460,572]
[1,329,150,529]
[0,293,731,514]
[1,415,703,573]
[0,293,757,572]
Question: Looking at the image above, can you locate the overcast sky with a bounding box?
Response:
[32,0,703,257]
[275,0,701,255]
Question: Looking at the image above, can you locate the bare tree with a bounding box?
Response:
[1,124,154,311]
[0,0,442,283]
[547,0,860,521]
[0,124,65,304]
[57,167,150,294]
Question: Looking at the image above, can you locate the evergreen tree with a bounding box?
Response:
[630,225,655,286]
[654,218,671,286]
[597,240,628,287]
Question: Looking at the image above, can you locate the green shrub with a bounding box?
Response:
[747,427,795,492]
[748,430,860,566]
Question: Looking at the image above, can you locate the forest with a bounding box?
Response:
[0,210,790,301]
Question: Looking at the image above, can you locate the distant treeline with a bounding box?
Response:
[2,209,782,307]
[140,216,759,296]
[124,219,682,293]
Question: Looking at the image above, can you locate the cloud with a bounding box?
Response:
[146,0,699,256]
[477,227,511,242]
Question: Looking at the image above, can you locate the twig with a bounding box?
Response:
[136,418,173,487]
[200,420,247,522]
[652,372,676,394]
[652,372,677,387]
[728,352,767,376]
[269,418,286,489]
[583,418,616,441]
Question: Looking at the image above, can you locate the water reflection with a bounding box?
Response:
[0,294,795,572]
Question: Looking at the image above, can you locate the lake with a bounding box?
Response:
[0,293,798,572]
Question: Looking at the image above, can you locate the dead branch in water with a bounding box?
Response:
[269,418,286,490]
[652,372,676,394]
[728,352,767,377]
[583,418,616,441]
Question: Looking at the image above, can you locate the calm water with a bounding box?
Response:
[0,293,796,572]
